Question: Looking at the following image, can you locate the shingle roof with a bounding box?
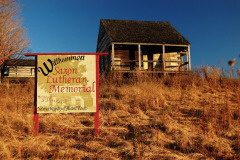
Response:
[101,19,190,45]
[4,59,35,66]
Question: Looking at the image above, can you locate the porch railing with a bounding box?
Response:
[112,60,189,71]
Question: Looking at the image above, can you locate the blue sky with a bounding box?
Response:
[20,0,240,68]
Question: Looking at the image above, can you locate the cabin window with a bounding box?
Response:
[153,53,164,71]
[3,67,9,76]
[143,55,148,70]
[31,68,35,76]
[153,54,161,69]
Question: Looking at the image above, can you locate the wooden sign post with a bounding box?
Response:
[25,53,108,136]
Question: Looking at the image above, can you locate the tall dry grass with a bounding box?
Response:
[0,67,240,159]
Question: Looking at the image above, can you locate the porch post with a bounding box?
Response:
[138,44,141,70]
[111,43,115,70]
[162,44,165,71]
[188,45,191,71]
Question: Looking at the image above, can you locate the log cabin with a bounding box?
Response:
[0,59,35,82]
[96,19,191,74]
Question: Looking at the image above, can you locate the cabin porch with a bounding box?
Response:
[106,43,191,73]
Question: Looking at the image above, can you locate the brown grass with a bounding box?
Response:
[0,68,240,159]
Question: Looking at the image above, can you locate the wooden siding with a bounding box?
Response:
[114,50,130,70]
[96,21,112,74]
[109,50,142,71]
[164,52,181,71]
[5,66,35,77]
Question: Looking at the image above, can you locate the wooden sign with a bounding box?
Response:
[25,53,108,136]
[37,55,96,113]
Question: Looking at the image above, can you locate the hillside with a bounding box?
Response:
[0,71,240,159]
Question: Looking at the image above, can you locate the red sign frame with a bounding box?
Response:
[25,52,108,136]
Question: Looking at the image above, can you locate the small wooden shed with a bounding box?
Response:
[96,19,191,74]
[0,59,35,81]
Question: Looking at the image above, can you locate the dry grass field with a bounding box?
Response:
[0,67,240,159]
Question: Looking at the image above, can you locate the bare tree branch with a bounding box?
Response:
[0,0,29,66]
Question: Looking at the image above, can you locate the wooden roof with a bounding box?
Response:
[101,19,190,45]
[4,59,35,66]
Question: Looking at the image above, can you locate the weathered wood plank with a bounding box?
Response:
[188,45,191,71]
[138,44,141,70]
[111,43,115,70]
[162,45,165,70]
